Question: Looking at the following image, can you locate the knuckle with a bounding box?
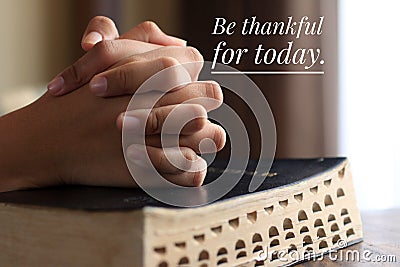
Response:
[157,149,166,169]
[115,68,128,91]
[186,46,204,62]
[159,56,179,69]
[148,109,161,134]
[190,118,206,132]
[191,169,206,187]
[92,15,115,27]
[95,40,119,60]
[190,105,207,131]
[192,103,207,116]
[123,55,142,65]
[139,21,159,36]
[153,97,162,108]
[213,125,226,151]
[209,82,223,103]
[153,148,167,171]
[204,82,216,100]
[64,63,84,85]
[181,148,197,171]
[182,147,197,162]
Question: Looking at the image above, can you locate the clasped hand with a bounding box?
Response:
[0,17,225,192]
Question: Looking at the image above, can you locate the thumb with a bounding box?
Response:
[81,16,119,51]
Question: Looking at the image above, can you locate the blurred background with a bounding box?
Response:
[0,0,398,210]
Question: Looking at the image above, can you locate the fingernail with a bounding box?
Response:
[123,115,141,132]
[126,145,147,168]
[83,31,102,46]
[89,76,107,95]
[47,76,64,94]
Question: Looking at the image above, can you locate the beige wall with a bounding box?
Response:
[120,0,180,34]
[0,0,71,92]
[0,0,179,113]
[0,0,181,92]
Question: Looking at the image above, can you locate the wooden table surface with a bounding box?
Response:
[297,209,400,266]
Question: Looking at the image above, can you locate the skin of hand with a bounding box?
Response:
[47,38,226,150]
[49,43,206,97]
[0,83,225,193]
[80,16,186,51]
[20,17,226,192]
[46,17,223,148]
[47,17,188,96]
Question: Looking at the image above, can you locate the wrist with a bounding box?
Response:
[0,100,59,192]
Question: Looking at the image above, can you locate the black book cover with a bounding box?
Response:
[0,158,345,210]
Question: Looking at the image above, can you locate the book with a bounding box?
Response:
[0,158,362,267]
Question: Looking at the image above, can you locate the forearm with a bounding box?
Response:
[0,102,56,192]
